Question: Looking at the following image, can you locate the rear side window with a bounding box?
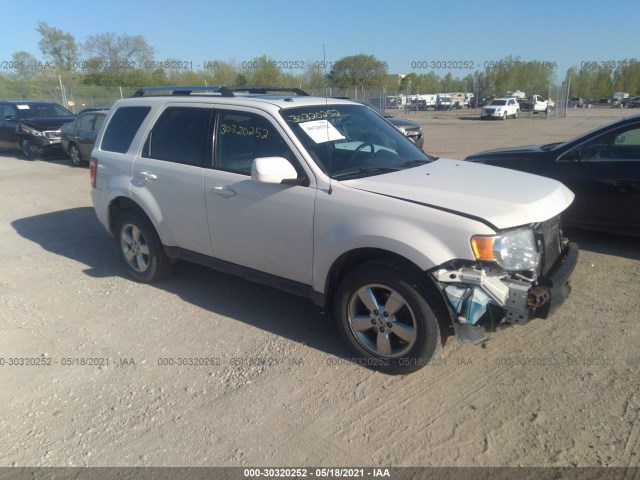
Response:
[77,114,95,131]
[101,106,150,153]
[142,107,211,166]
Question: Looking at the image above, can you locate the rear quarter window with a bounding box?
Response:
[101,106,151,153]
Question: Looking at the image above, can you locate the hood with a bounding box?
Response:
[20,116,76,131]
[340,158,574,230]
[386,117,421,130]
[469,145,543,156]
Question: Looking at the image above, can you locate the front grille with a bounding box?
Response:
[44,130,61,139]
[535,215,562,275]
[484,108,495,114]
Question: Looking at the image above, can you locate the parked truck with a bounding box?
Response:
[521,94,549,114]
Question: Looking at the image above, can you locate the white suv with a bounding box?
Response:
[481,97,520,120]
[90,86,578,374]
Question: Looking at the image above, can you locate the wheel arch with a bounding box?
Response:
[107,196,167,245]
[322,248,454,332]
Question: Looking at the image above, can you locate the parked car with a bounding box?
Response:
[61,108,108,166]
[90,85,578,374]
[0,100,75,159]
[627,97,640,108]
[480,97,520,119]
[466,114,640,235]
[333,98,425,150]
[569,97,585,108]
[360,102,424,150]
[468,97,490,108]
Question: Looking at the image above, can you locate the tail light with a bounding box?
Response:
[90,157,97,188]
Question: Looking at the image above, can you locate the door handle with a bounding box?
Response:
[212,185,236,197]
[138,171,157,181]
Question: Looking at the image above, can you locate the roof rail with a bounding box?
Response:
[228,86,310,96]
[130,86,235,97]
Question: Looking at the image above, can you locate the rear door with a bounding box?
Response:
[75,113,96,159]
[130,104,214,256]
[0,103,18,148]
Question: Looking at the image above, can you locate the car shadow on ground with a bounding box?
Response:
[11,207,350,360]
[565,228,640,261]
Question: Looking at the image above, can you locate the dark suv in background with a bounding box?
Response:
[0,100,76,159]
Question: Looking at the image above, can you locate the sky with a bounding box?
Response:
[0,0,639,81]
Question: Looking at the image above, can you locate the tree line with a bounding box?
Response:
[1,22,639,101]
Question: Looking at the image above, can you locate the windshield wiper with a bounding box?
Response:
[332,167,400,179]
[540,142,563,151]
[400,159,430,168]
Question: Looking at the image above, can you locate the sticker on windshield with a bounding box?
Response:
[16,105,30,110]
[299,119,345,144]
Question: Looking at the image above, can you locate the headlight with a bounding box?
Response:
[20,125,44,137]
[471,228,539,271]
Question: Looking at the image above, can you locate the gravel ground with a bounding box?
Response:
[0,107,639,468]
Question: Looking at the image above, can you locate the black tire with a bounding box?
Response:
[502,112,507,120]
[513,109,519,119]
[113,210,172,283]
[20,138,37,160]
[334,260,442,374]
[69,143,83,166]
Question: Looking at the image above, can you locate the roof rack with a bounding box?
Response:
[228,86,309,96]
[131,86,235,97]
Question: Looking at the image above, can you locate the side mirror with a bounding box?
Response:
[251,157,301,185]
[560,148,582,163]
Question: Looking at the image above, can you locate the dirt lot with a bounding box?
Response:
[1,107,639,468]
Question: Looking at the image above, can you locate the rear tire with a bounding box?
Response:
[69,143,83,166]
[334,260,442,374]
[113,210,172,283]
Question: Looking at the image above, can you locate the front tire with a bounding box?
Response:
[502,112,507,120]
[20,138,37,160]
[69,143,83,166]
[334,260,442,374]
[113,211,172,283]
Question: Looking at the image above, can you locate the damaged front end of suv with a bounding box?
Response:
[432,215,578,344]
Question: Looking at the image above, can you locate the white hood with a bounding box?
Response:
[340,158,575,230]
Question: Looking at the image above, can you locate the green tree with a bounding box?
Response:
[83,32,155,71]
[35,21,78,69]
[11,51,38,80]
[327,54,388,89]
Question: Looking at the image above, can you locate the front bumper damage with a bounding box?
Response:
[432,241,579,344]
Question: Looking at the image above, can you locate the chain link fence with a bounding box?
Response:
[1,81,569,117]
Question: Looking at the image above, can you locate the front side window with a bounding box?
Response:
[215,110,295,175]
[581,127,640,161]
[281,104,431,179]
[101,106,150,153]
[143,107,211,166]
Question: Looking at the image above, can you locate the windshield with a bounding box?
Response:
[281,104,432,179]
[488,99,507,106]
[17,103,74,118]
[363,102,392,118]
